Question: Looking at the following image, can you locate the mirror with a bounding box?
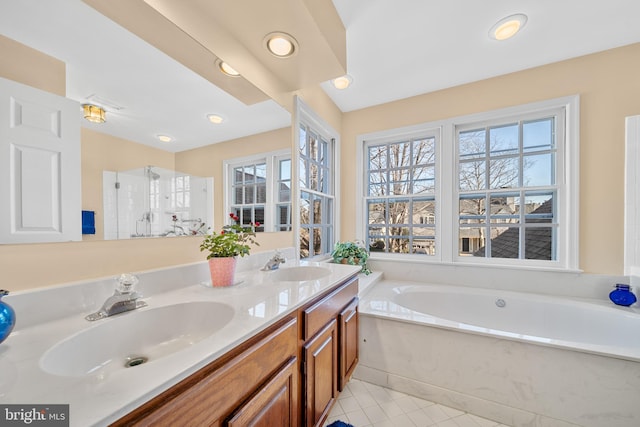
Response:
[0,0,292,243]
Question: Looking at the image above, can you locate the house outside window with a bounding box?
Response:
[358,96,579,270]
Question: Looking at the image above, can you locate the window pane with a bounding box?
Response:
[299,125,306,153]
[280,159,291,180]
[234,187,243,204]
[412,199,435,225]
[390,142,411,168]
[299,227,310,258]
[369,238,386,252]
[523,153,554,187]
[299,159,307,188]
[279,185,290,202]
[459,196,486,222]
[489,157,519,189]
[300,192,311,224]
[389,236,410,253]
[412,166,435,193]
[490,227,519,259]
[525,227,553,260]
[244,186,254,204]
[388,199,409,225]
[524,193,554,223]
[459,129,485,159]
[524,118,554,152]
[459,161,486,190]
[389,168,411,195]
[489,194,519,224]
[413,138,435,165]
[489,123,518,156]
[309,132,318,161]
[234,167,243,184]
[256,183,267,203]
[313,228,323,256]
[255,208,265,231]
[313,198,322,224]
[244,165,255,183]
[369,144,388,170]
[255,163,267,183]
[459,227,485,256]
[368,200,386,225]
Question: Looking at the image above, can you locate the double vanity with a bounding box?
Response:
[1,256,361,426]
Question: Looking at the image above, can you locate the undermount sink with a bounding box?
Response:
[267,266,332,282]
[40,301,234,377]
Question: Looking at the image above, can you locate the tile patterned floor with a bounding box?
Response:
[323,379,511,427]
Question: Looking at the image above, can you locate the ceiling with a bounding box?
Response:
[2,0,640,153]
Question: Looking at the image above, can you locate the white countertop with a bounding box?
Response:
[0,259,361,426]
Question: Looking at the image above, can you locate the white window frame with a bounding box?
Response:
[223,149,290,232]
[293,97,340,260]
[356,95,580,271]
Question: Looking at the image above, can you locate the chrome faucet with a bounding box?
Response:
[261,251,286,271]
[85,274,147,321]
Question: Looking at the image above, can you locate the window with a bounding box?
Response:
[225,150,291,232]
[299,122,335,258]
[359,96,579,270]
[365,134,437,255]
[457,113,560,261]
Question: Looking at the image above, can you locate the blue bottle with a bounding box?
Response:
[0,290,15,344]
[609,284,637,307]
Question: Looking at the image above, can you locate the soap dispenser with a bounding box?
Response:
[609,284,637,307]
[0,290,16,344]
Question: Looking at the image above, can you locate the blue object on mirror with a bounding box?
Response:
[82,210,96,234]
[0,290,16,344]
[609,284,637,307]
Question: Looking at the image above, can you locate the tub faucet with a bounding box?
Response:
[261,251,286,271]
[85,274,147,321]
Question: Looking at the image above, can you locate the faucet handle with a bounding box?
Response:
[116,273,139,294]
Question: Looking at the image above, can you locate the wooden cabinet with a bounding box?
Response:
[339,297,359,391]
[301,277,359,427]
[112,274,359,427]
[303,319,338,427]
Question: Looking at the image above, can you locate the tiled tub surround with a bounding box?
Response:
[355,271,640,427]
[0,249,361,426]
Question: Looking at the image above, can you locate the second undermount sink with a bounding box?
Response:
[40,301,234,377]
[267,266,332,282]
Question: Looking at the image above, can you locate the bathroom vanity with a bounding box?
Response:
[1,259,360,427]
[112,275,358,426]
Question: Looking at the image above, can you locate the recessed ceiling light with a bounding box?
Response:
[157,135,172,143]
[207,114,225,124]
[216,59,240,77]
[264,32,298,58]
[332,75,353,90]
[489,14,528,41]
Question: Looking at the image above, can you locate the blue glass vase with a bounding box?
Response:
[609,284,637,307]
[0,290,15,344]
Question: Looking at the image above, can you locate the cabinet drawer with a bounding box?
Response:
[303,278,358,341]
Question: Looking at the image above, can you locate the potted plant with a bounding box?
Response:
[331,241,371,275]
[200,213,259,287]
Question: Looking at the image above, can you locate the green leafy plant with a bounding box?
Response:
[331,241,371,275]
[200,213,259,259]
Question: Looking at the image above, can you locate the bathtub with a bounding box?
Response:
[356,280,640,427]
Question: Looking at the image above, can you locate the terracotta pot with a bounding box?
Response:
[208,257,237,287]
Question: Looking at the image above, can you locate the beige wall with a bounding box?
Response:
[340,42,640,275]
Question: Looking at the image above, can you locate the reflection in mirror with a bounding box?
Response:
[103,167,213,240]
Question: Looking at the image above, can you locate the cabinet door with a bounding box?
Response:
[226,357,298,427]
[339,297,359,391]
[303,319,338,427]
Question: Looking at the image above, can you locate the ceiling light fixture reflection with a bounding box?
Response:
[332,75,353,90]
[82,104,106,123]
[207,114,225,124]
[157,135,172,143]
[264,32,298,58]
[216,59,241,77]
[489,14,528,41]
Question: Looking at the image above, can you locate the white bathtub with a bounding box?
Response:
[356,280,640,427]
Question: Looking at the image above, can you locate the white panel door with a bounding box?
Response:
[0,77,81,243]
